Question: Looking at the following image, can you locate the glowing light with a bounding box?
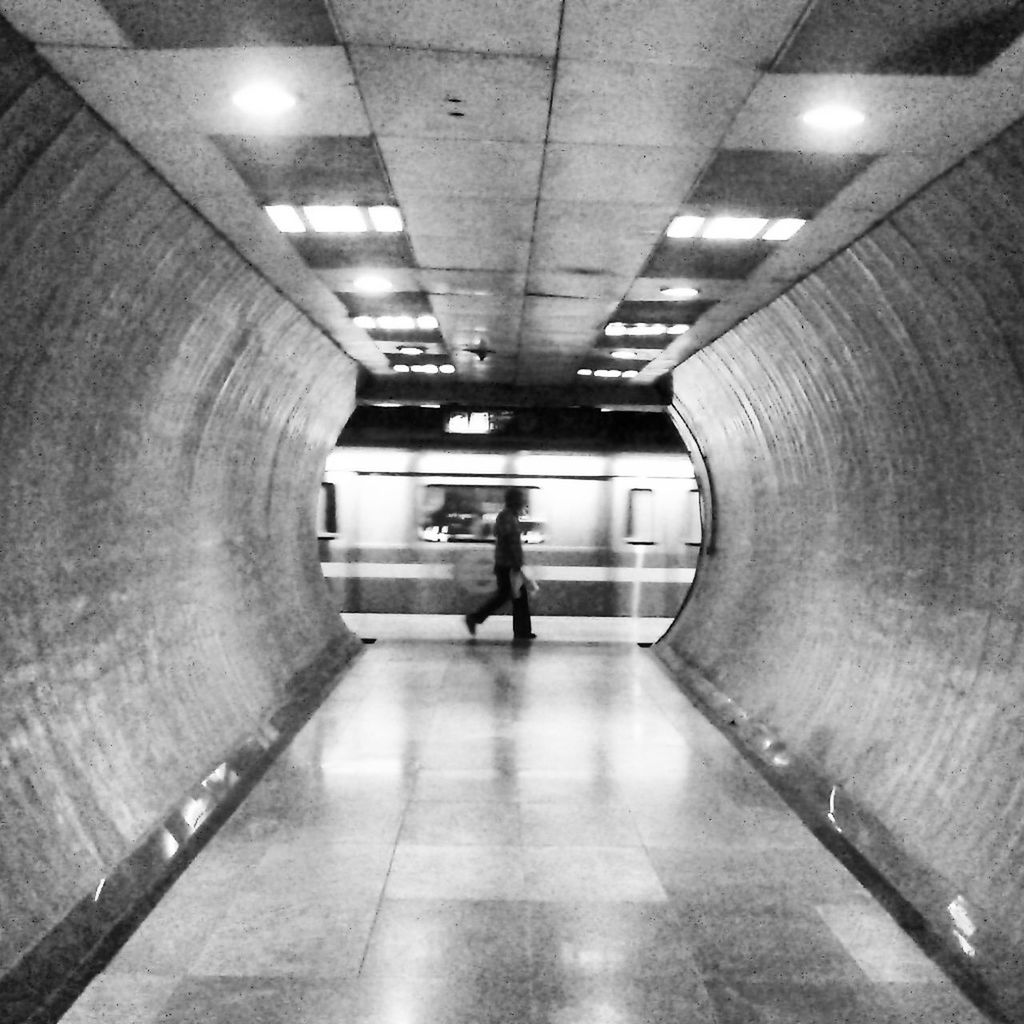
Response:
[577,368,593,376]
[353,315,375,329]
[703,216,768,240]
[264,205,305,233]
[622,369,639,378]
[398,346,423,355]
[611,349,638,360]
[954,931,977,958]
[604,322,627,336]
[763,218,806,241]
[802,104,865,132]
[416,315,439,330]
[93,878,106,902]
[378,315,415,331]
[439,364,455,373]
[667,323,690,335]
[366,205,403,232]
[948,896,977,938]
[303,205,367,232]
[660,286,699,299]
[393,364,410,372]
[594,368,621,378]
[232,81,296,117]
[667,215,704,238]
[353,275,393,294]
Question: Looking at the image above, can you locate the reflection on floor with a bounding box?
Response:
[62,640,989,1024]
[342,613,675,645]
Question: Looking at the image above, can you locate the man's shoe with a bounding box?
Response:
[513,633,537,640]
[464,615,477,637]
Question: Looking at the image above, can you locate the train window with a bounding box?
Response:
[418,485,544,544]
[626,488,655,545]
[317,482,338,536]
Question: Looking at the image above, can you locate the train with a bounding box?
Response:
[318,445,702,619]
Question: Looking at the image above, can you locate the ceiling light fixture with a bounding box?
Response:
[576,368,593,376]
[611,349,638,360]
[762,218,806,241]
[703,216,768,240]
[264,205,305,233]
[659,286,699,299]
[367,206,403,232]
[802,104,865,132]
[353,275,394,294]
[622,369,639,378]
[303,205,367,232]
[232,82,296,117]
[416,315,439,330]
[667,215,704,238]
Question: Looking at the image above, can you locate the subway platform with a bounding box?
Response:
[61,624,988,1024]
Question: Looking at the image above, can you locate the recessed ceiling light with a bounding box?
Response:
[303,205,367,232]
[353,315,375,329]
[611,349,638,360]
[604,323,627,336]
[622,369,639,378]
[802,105,865,132]
[416,315,439,330]
[703,217,768,240]
[264,205,305,233]
[667,324,690,335]
[667,215,704,238]
[367,206,403,232]
[439,364,455,374]
[378,315,415,331]
[399,346,423,355]
[577,368,593,376]
[393,364,410,373]
[762,218,806,241]
[659,286,699,300]
[353,275,393,294]
[594,368,622,378]
[232,82,296,117]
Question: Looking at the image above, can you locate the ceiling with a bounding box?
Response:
[5,0,1024,406]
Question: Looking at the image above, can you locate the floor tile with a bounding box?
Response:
[399,801,522,846]
[519,802,642,847]
[58,974,179,1024]
[387,844,525,900]
[522,847,667,903]
[360,899,532,980]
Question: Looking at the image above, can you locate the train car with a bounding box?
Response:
[318,445,702,618]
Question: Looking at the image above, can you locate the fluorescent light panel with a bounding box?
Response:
[605,322,690,337]
[264,205,305,233]
[264,205,403,234]
[354,315,439,331]
[666,215,806,242]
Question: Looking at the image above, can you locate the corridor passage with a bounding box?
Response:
[63,635,986,1024]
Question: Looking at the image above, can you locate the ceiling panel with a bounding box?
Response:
[419,269,527,297]
[399,197,535,240]
[723,73,1024,158]
[350,47,553,143]
[411,235,531,273]
[560,0,810,70]
[643,238,773,279]
[773,0,1024,75]
[531,201,674,278]
[0,0,127,45]
[96,0,338,48]
[526,270,633,301]
[316,267,423,292]
[39,46,370,136]
[209,135,390,203]
[342,292,434,317]
[540,142,709,204]
[325,0,561,56]
[549,60,758,147]
[291,234,417,270]
[688,149,877,218]
[378,137,545,200]
[613,300,714,323]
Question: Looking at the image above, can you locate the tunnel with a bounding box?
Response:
[2,7,1024,1023]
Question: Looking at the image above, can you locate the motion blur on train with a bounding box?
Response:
[317,404,703,620]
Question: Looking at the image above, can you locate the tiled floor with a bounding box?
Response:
[62,637,990,1024]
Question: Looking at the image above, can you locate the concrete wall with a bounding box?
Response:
[0,19,361,973]
[662,115,1024,958]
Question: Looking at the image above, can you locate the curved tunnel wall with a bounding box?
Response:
[662,116,1024,960]
[0,21,361,973]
